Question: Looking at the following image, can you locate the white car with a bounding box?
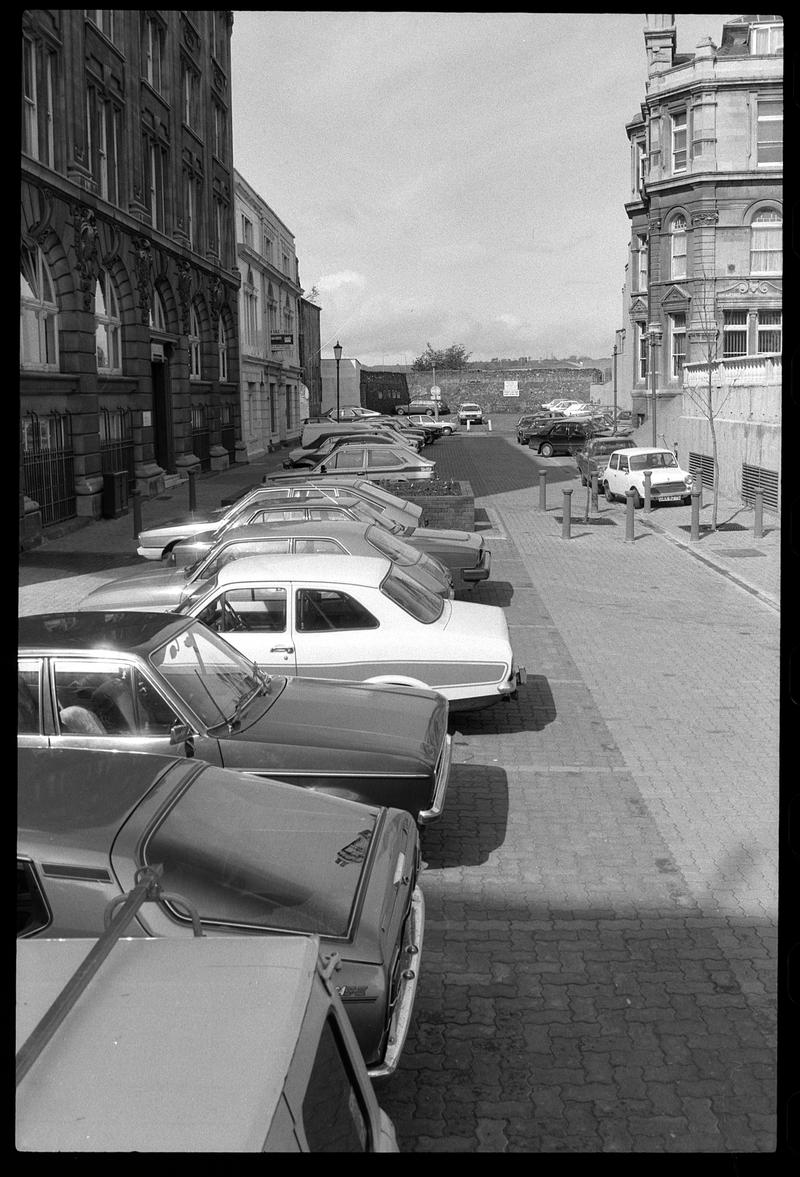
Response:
[601,447,693,507]
[560,402,593,417]
[177,554,526,712]
[458,403,484,425]
[136,480,424,560]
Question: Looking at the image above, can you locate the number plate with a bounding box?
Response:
[657,494,682,502]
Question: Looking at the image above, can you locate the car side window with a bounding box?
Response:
[306,507,348,520]
[329,448,363,471]
[252,508,307,523]
[53,660,133,736]
[609,455,619,471]
[619,455,629,473]
[200,587,288,633]
[365,448,397,467]
[17,859,51,938]
[296,589,379,632]
[294,538,347,554]
[18,662,41,734]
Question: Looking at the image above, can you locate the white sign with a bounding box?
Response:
[503,380,519,397]
[430,385,441,399]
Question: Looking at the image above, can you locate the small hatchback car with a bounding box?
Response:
[601,447,693,507]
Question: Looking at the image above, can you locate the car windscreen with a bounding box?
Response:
[144,768,376,936]
[149,622,263,727]
[629,452,678,471]
[380,563,443,623]
[592,439,635,456]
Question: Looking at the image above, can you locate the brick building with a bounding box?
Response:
[618,14,782,511]
[20,10,241,546]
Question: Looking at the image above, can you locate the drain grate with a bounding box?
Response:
[708,548,767,559]
[715,522,748,532]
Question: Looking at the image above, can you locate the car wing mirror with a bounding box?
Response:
[170,721,195,757]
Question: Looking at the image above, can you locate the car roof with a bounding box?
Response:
[214,552,392,588]
[216,519,374,543]
[618,446,674,456]
[18,611,191,655]
[17,745,189,854]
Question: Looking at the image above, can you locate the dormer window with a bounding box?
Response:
[749,22,783,56]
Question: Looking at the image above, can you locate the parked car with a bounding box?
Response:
[325,405,383,421]
[136,480,424,561]
[266,442,436,482]
[170,498,491,592]
[541,399,580,412]
[285,430,421,469]
[17,743,424,1077]
[458,403,483,425]
[176,554,526,711]
[523,420,592,456]
[515,412,565,443]
[575,436,637,486]
[601,447,693,507]
[17,934,399,1151]
[18,610,452,825]
[561,401,593,417]
[405,414,457,437]
[399,399,451,416]
[82,520,456,609]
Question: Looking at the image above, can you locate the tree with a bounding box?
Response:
[411,342,471,372]
[681,273,736,532]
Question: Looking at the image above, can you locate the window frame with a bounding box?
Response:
[749,208,782,275]
[20,244,60,370]
[756,309,781,356]
[143,15,165,94]
[671,109,687,174]
[95,269,122,374]
[669,215,688,280]
[669,312,686,379]
[189,305,202,380]
[756,98,782,168]
[722,310,748,359]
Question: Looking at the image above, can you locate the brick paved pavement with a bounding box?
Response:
[17,424,782,1152]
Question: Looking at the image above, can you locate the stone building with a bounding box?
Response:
[618,14,782,511]
[406,363,602,414]
[298,296,322,420]
[20,10,241,546]
[234,170,305,457]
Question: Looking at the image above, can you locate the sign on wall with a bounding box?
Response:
[503,380,519,396]
[271,333,293,346]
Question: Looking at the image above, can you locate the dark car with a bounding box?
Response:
[515,411,565,443]
[523,420,592,456]
[399,399,451,417]
[18,610,451,825]
[17,744,424,1078]
[575,435,638,486]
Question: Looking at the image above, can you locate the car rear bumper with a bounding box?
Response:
[461,550,491,583]
[417,733,452,825]
[367,884,424,1079]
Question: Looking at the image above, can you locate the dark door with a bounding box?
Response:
[151,357,173,472]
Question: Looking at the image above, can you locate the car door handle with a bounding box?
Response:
[270,645,295,654]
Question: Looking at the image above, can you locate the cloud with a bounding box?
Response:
[316,270,367,293]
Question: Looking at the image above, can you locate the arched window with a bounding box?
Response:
[149,288,167,331]
[750,209,782,274]
[218,317,228,381]
[670,215,687,279]
[95,270,122,373]
[189,305,202,379]
[20,244,59,368]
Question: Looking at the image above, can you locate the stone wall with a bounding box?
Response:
[377,480,474,530]
[407,366,602,414]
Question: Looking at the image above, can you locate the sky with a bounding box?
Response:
[230,11,736,366]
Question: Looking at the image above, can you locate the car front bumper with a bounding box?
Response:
[367,884,424,1080]
[417,733,452,825]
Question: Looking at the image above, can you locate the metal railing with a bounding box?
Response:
[21,410,76,527]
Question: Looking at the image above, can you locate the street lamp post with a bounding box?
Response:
[648,323,662,447]
[612,343,618,424]
[333,340,342,421]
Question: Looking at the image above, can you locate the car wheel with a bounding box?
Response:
[540,442,554,457]
[442,426,453,435]
[631,488,644,509]
[396,407,405,415]
[604,481,615,503]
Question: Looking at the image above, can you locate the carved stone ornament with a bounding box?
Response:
[209,275,224,324]
[691,210,719,227]
[23,184,56,247]
[177,260,192,333]
[648,217,661,233]
[74,206,100,310]
[132,236,153,325]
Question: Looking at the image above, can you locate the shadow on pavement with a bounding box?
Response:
[455,579,515,608]
[419,764,508,868]
[449,674,556,735]
[18,551,143,581]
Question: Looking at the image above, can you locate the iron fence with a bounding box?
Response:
[221,402,235,462]
[21,410,76,527]
[99,407,135,492]
[191,404,210,471]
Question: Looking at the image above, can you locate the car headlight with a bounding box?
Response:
[684,475,693,488]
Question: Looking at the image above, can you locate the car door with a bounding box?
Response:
[47,656,208,759]
[323,445,367,475]
[605,452,621,493]
[291,583,389,681]
[192,583,297,675]
[18,660,48,748]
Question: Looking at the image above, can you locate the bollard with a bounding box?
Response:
[692,471,703,509]
[488,419,492,431]
[561,490,573,540]
[591,472,599,513]
[538,471,547,511]
[132,488,142,543]
[188,469,197,515]
[753,489,764,539]
[690,488,701,542]
[624,488,636,542]
[467,420,471,431]
[643,470,652,512]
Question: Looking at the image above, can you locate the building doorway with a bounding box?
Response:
[151,351,173,472]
